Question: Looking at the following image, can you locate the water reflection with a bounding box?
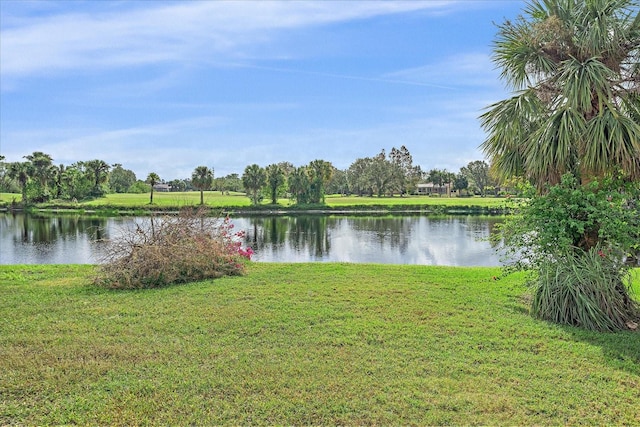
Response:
[0,212,109,264]
[235,215,504,266]
[0,213,504,266]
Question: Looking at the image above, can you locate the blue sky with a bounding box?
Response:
[1,0,526,180]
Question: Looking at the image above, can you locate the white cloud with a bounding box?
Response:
[385,53,501,89]
[1,1,457,78]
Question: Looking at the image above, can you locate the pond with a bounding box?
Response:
[0,213,505,266]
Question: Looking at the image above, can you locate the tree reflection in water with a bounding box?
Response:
[237,214,505,266]
[1,213,505,266]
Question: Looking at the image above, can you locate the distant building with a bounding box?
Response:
[416,182,450,195]
[153,183,172,192]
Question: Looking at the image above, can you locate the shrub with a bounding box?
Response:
[94,207,253,289]
[496,174,640,331]
[531,247,638,332]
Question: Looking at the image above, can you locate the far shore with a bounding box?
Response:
[0,191,515,216]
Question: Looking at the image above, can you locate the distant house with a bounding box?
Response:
[416,182,450,196]
[153,183,172,192]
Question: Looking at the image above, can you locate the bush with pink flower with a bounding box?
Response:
[94,207,253,289]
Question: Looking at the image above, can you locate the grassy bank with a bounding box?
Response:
[1,264,638,425]
[1,191,509,214]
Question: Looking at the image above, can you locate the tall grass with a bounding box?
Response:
[531,248,639,331]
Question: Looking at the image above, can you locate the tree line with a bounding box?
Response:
[0,146,498,205]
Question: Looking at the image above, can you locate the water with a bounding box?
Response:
[0,213,504,266]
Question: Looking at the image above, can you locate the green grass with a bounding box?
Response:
[0,192,21,203]
[324,194,507,208]
[1,264,638,425]
[82,191,263,208]
[2,191,508,211]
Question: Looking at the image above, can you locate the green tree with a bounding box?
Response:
[453,173,469,196]
[109,164,137,193]
[242,164,266,206]
[84,159,110,197]
[348,157,374,196]
[426,168,453,196]
[461,160,492,196]
[480,0,640,330]
[168,179,187,192]
[326,169,349,195]
[50,164,66,198]
[9,162,31,203]
[24,151,54,202]
[288,166,311,204]
[367,151,395,197]
[265,164,285,204]
[480,0,640,187]
[307,159,334,203]
[60,163,92,201]
[0,156,18,193]
[146,172,160,204]
[191,166,213,205]
[389,145,422,196]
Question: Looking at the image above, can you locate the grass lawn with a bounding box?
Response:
[2,191,509,210]
[324,194,508,208]
[1,264,638,425]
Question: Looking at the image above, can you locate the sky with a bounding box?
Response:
[1,0,527,181]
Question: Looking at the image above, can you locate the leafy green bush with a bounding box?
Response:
[94,208,253,289]
[497,174,639,331]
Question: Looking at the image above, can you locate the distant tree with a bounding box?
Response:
[307,159,334,203]
[242,164,266,205]
[461,160,491,196]
[288,166,311,204]
[0,156,18,194]
[24,151,54,202]
[367,150,395,197]
[128,180,151,194]
[453,173,469,196]
[168,179,187,192]
[9,162,31,203]
[277,161,295,178]
[84,159,110,197]
[49,164,65,198]
[389,145,421,196]
[265,164,285,204]
[327,169,349,195]
[192,166,213,205]
[426,168,450,196]
[348,157,373,196]
[223,173,243,192]
[146,172,161,204]
[60,163,93,201]
[109,164,137,193]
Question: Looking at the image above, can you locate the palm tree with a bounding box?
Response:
[84,159,110,197]
[288,166,310,204]
[307,159,334,203]
[191,166,213,205]
[480,0,640,188]
[480,0,640,331]
[242,164,266,206]
[9,162,31,203]
[146,172,160,204]
[24,151,53,187]
[265,164,285,204]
